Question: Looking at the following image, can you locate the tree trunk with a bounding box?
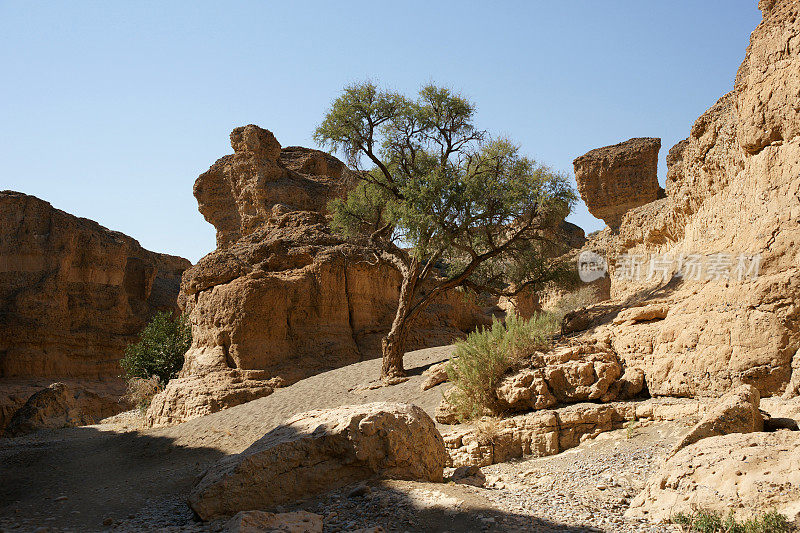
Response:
[380,261,420,382]
[381,319,408,381]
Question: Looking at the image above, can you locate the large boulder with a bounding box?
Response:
[146,126,494,426]
[223,510,323,533]
[2,381,126,437]
[189,402,447,520]
[573,138,661,229]
[627,431,800,522]
[670,384,763,456]
[570,0,800,399]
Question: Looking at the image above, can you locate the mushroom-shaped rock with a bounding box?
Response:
[573,137,661,229]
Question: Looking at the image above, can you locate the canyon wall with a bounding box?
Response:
[0,191,190,430]
[571,0,800,399]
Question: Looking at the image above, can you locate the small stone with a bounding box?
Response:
[348,484,372,498]
[102,517,114,526]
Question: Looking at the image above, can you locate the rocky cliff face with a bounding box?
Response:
[0,191,190,431]
[572,0,800,399]
[145,125,495,426]
[0,191,190,379]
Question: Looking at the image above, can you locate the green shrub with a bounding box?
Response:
[550,285,599,320]
[120,311,191,385]
[445,312,559,421]
[670,509,791,533]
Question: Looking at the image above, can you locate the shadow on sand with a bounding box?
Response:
[0,424,224,530]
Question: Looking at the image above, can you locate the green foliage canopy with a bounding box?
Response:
[314,82,576,300]
[120,311,192,384]
[315,81,577,378]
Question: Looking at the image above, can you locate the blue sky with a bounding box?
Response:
[0,1,761,262]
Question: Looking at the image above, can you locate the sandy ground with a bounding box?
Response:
[0,346,688,532]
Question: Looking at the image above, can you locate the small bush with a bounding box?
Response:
[120,311,191,385]
[474,417,501,446]
[122,376,164,413]
[670,509,791,533]
[550,285,599,320]
[446,312,559,421]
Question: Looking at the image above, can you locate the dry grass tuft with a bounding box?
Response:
[123,376,163,414]
[474,417,501,446]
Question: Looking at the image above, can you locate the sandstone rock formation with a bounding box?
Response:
[569,0,800,399]
[573,138,661,229]
[189,402,446,520]
[193,127,356,248]
[144,370,280,427]
[0,191,190,379]
[223,510,323,533]
[627,431,800,522]
[437,338,643,423]
[494,342,625,412]
[146,126,494,426]
[0,191,189,432]
[669,384,763,456]
[443,397,711,468]
[1,381,126,437]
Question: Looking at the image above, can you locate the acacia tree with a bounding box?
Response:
[314,82,576,382]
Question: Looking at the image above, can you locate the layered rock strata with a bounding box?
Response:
[0,191,189,432]
[443,397,712,468]
[0,191,189,379]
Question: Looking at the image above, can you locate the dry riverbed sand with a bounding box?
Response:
[0,346,686,532]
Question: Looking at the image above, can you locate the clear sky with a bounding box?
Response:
[0,1,761,263]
